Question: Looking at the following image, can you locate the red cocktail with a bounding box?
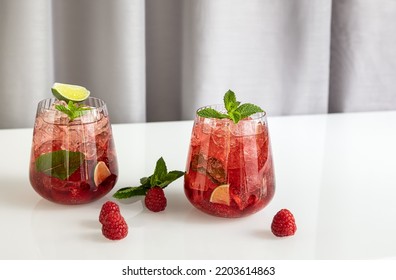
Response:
[29,97,118,204]
[184,105,275,218]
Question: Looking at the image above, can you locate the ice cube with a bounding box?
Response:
[229,119,257,136]
[80,108,100,123]
[51,100,68,108]
[42,104,69,125]
[78,141,98,160]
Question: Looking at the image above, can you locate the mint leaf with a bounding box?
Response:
[140,177,150,185]
[112,186,148,199]
[113,157,185,199]
[35,150,84,180]
[154,157,167,179]
[55,101,90,121]
[197,108,229,119]
[229,110,242,124]
[158,170,185,187]
[55,104,74,120]
[197,90,264,124]
[224,90,240,112]
[150,157,168,186]
[235,103,264,119]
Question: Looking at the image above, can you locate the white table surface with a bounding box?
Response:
[1,111,396,260]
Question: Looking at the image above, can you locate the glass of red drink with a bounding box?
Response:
[29,97,118,204]
[184,104,275,218]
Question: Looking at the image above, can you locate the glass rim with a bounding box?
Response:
[36,97,108,126]
[37,97,107,111]
[195,104,267,121]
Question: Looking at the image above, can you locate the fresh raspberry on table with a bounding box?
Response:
[101,211,128,240]
[144,186,167,212]
[271,209,297,237]
[99,201,120,224]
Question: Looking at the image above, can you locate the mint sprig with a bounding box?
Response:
[55,101,91,122]
[197,90,264,124]
[113,157,185,199]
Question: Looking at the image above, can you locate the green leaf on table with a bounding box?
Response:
[150,157,167,186]
[112,186,148,199]
[113,157,185,199]
[158,170,185,187]
[35,150,84,180]
[140,176,150,185]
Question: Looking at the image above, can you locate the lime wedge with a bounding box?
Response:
[51,82,90,102]
[210,184,230,206]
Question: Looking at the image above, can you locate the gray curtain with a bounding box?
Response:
[1,0,396,128]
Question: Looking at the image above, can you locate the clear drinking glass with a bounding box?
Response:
[184,105,275,218]
[29,97,118,204]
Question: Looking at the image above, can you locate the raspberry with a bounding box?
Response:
[99,201,120,224]
[102,210,123,225]
[101,211,128,240]
[145,187,167,212]
[271,209,297,237]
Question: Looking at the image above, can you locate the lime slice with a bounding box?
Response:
[210,184,230,206]
[94,161,111,187]
[51,82,90,102]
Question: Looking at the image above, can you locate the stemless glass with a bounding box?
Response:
[184,105,275,218]
[29,97,118,204]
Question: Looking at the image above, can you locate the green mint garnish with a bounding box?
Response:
[197,89,264,124]
[35,150,85,180]
[113,157,185,199]
[55,101,91,122]
[195,108,229,119]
